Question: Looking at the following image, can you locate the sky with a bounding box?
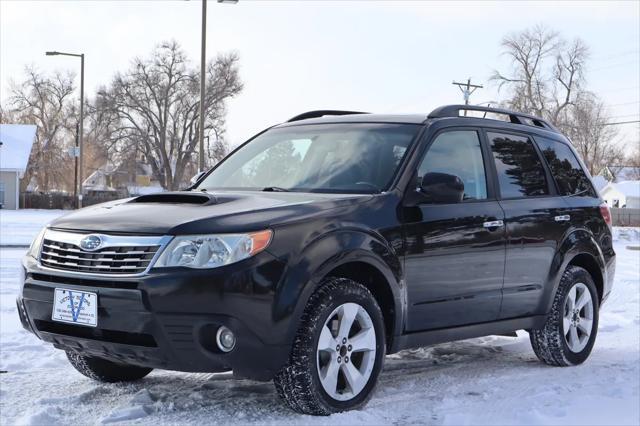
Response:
[1,0,639,154]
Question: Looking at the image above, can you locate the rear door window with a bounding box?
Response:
[535,137,596,197]
[487,132,549,199]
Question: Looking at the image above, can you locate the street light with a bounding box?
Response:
[198,0,238,172]
[45,50,85,208]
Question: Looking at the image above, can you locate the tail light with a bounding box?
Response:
[599,203,612,227]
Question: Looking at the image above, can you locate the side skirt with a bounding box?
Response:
[390,315,547,354]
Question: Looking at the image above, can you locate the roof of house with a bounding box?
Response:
[592,175,608,192]
[603,166,640,182]
[0,124,37,173]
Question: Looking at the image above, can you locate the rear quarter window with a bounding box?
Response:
[535,137,596,197]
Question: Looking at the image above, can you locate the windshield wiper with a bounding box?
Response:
[262,186,291,192]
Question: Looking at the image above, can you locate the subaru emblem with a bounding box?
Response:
[79,235,103,251]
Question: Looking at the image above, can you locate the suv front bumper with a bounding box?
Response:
[18,252,290,381]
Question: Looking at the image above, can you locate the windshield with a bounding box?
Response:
[197,123,420,193]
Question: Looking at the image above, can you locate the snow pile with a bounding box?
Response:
[0,210,638,425]
[613,226,640,244]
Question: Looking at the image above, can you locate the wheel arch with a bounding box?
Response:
[567,253,604,302]
[275,228,405,352]
[544,227,607,313]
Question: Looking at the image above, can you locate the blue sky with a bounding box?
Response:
[1,1,638,152]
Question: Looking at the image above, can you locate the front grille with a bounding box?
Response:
[40,239,159,275]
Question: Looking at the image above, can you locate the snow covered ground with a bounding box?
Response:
[0,210,638,425]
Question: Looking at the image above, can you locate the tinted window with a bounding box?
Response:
[198,123,419,193]
[488,132,548,198]
[418,130,487,200]
[536,137,595,196]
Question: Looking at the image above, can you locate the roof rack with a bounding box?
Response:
[287,110,369,123]
[428,104,558,132]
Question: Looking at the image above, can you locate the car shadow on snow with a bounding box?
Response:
[85,335,545,423]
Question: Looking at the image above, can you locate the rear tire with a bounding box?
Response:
[530,266,599,366]
[66,351,153,383]
[274,277,386,415]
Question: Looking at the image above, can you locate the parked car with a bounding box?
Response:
[18,105,616,415]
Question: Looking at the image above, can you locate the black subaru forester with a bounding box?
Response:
[18,105,615,415]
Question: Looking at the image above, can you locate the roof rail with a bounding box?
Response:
[428,104,558,132]
[287,110,369,123]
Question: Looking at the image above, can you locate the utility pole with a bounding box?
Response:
[452,79,483,114]
[46,50,84,208]
[73,123,79,203]
[199,0,207,173]
[198,0,238,173]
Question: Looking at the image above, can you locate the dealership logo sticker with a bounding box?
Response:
[80,235,102,251]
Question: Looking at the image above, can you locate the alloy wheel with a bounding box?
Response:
[316,302,377,401]
[563,282,594,353]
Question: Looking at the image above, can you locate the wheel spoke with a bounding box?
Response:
[563,316,572,334]
[569,325,580,350]
[320,357,340,395]
[341,361,365,395]
[566,286,576,311]
[575,289,591,310]
[318,325,337,352]
[578,318,592,336]
[338,304,359,339]
[350,327,376,352]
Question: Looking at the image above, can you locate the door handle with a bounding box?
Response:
[483,220,504,228]
[554,215,571,222]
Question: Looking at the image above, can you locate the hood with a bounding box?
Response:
[49,191,372,235]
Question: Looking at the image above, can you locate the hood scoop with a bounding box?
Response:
[130,191,218,206]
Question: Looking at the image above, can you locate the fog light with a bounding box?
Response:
[216,326,236,352]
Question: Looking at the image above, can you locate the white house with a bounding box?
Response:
[591,175,609,193]
[600,181,640,209]
[0,124,37,209]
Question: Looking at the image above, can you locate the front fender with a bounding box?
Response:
[271,227,405,350]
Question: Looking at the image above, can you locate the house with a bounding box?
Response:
[600,181,640,208]
[84,161,163,197]
[0,124,37,209]
[598,165,640,183]
[591,175,608,193]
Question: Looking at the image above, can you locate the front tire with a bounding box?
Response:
[66,351,153,383]
[530,266,599,366]
[274,277,386,415]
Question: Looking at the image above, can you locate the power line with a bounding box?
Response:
[593,49,639,61]
[591,60,639,72]
[596,85,640,92]
[602,120,640,126]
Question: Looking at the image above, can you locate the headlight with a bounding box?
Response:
[27,227,47,260]
[154,230,273,269]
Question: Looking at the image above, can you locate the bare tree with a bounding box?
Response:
[491,25,589,121]
[625,146,640,179]
[492,25,622,174]
[563,95,623,175]
[97,41,242,190]
[3,67,77,192]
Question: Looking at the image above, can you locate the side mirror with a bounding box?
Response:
[419,172,464,204]
[190,171,206,186]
